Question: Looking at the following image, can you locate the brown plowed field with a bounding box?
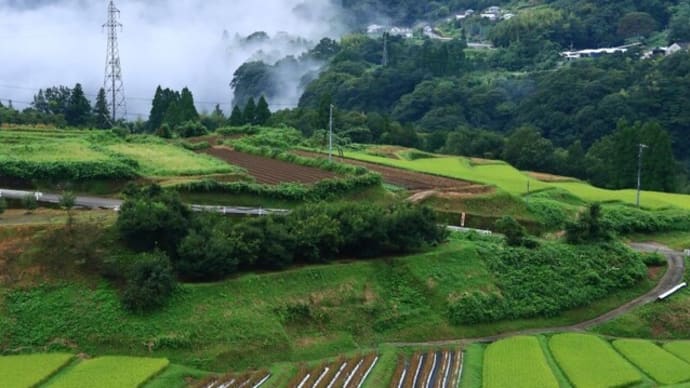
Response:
[295,151,475,191]
[205,147,337,185]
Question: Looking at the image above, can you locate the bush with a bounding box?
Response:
[116,185,191,256]
[121,252,177,313]
[495,216,528,247]
[22,194,38,212]
[642,253,667,267]
[566,204,613,244]
[175,121,208,138]
[448,242,647,324]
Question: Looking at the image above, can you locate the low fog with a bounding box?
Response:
[0,0,347,118]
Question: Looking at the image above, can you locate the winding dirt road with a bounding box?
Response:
[388,243,686,347]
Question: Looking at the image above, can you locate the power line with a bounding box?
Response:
[0,84,299,108]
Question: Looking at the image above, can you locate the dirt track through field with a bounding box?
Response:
[295,151,477,191]
[386,243,686,347]
[205,147,337,185]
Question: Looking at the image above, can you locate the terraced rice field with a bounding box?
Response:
[107,143,236,177]
[287,354,378,388]
[664,341,690,364]
[44,356,169,388]
[483,336,558,388]
[613,339,690,385]
[549,334,642,388]
[200,370,271,388]
[206,147,337,185]
[296,150,477,191]
[0,353,73,388]
[389,349,461,388]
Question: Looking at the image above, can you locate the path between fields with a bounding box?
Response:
[387,243,686,347]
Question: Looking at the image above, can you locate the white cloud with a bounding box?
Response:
[0,0,346,118]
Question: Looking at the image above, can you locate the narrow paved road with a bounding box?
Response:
[0,188,289,216]
[387,243,686,347]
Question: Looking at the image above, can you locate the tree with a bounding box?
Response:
[669,3,690,43]
[93,88,111,129]
[495,216,528,247]
[243,98,256,125]
[617,12,659,39]
[116,185,191,256]
[65,83,92,127]
[59,191,76,228]
[255,96,271,125]
[178,87,199,123]
[121,251,177,313]
[229,105,244,126]
[566,203,612,244]
[503,126,555,171]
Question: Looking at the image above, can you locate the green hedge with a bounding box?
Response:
[603,205,690,234]
[175,173,381,201]
[0,159,137,181]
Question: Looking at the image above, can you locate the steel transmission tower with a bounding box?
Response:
[382,33,389,66]
[103,0,126,122]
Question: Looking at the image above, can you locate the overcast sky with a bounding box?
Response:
[0,0,346,118]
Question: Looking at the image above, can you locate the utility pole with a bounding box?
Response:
[382,32,389,67]
[329,104,334,161]
[103,0,127,123]
[636,143,649,207]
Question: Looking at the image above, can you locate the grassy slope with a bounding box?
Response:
[0,128,240,179]
[0,234,661,372]
[340,150,690,210]
[594,257,690,339]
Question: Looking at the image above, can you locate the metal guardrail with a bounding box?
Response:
[446,225,493,235]
[658,282,688,301]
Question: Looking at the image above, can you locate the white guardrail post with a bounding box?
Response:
[684,249,690,257]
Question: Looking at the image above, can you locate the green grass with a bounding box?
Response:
[45,356,169,388]
[0,353,73,388]
[0,237,663,371]
[0,139,110,163]
[483,336,558,388]
[664,342,690,364]
[340,150,690,210]
[612,339,690,385]
[458,343,484,388]
[361,346,398,388]
[627,231,690,251]
[143,364,210,388]
[549,334,642,388]
[106,143,237,176]
[593,258,690,340]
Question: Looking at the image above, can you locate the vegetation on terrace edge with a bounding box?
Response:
[0,189,671,371]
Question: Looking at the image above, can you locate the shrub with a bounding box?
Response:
[116,185,191,256]
[495,216,528,247]
[121,251,177,313]
[448,242,647,324]
[566,204,612,244]
[175,121,208,138]
[175,216,243,280]
[22,194,38,213]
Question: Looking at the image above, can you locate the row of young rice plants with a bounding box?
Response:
[44,356,169,388]
[0,353,74,388]
[549,333,642,388]
[613,339,690,385]
[482,336,558,388]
